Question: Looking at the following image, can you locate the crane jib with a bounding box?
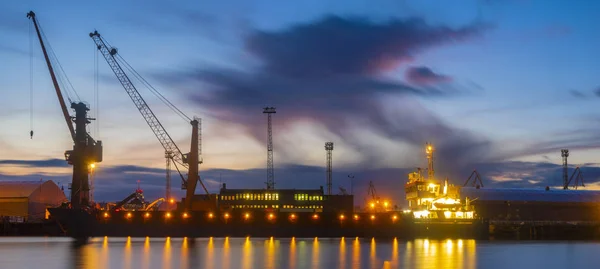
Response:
[90,31,209,196]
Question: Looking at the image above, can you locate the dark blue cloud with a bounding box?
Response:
[0,159,69,167]
[246,15,487,78]
[405,66,451,85]
[160,15,492,178]
[569,89,586,98]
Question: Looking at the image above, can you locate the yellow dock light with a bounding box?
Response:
[353,214,360,220]
[244,213,250,219]
[183,212,189,218]
[312,214,319,220]
[165,212,172,219]
[224,213,230,219]
[370,215,375,220]
[339,214,345,220]
[383,201,389,207]
[289,213,296,220]
[126,212,132,219]
[392,215,398,221]
[208,212,214,219]
[144,212,150,218]
[268,213,275,220]
[103,212,109,218]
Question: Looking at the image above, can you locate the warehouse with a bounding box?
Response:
[461,187,600,221]
[0,181,67,222]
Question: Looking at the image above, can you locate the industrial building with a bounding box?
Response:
[0,181,67,222]
[216,184,353,213]
[461,187,600,221]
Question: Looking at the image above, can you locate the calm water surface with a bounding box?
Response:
[0,237,598,269]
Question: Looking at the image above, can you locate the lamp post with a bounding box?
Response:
[348,174,355,195]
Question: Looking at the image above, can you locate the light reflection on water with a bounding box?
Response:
[0,237,599,269]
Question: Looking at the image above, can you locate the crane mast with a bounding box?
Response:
[27,11,102,209]
[89,31,209,200]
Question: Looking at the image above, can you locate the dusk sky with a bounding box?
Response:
[1,0,599,205]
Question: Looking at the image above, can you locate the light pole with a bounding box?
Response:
[348,174,355,195]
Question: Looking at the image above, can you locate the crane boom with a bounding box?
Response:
[27,11,75,141]
[90,32,185,167]
[90,31,209,196]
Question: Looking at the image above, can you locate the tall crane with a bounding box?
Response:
[27,11,102,209]
[89,31,208,210]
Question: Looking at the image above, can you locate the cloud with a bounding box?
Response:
[595,87,600,97]
[158,15,492,176]
[569,89,585,98]
[473,161,598,189]
[246,15,487,78]
[405,66,452,85]
[0,159,68,168]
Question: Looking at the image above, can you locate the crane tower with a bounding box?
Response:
[325,142,334,195]
[263,107,276,190]
[165,150,172,201]
[561,149,569,190]
[28,11,102,209]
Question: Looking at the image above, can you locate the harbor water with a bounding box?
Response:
[0,237,598,269]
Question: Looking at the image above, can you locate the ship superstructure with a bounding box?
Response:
[405,143,475,220]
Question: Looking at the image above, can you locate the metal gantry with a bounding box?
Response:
[263,107,276,190]
[325,142,334,195]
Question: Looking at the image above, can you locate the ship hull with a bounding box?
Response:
[48,208,488,239]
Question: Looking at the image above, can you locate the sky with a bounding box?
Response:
[1,0,600,206]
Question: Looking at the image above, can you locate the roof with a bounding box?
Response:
[220,188,324,194]
[461,187,600,203]
[0,181,60,198]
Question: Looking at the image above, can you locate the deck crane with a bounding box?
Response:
[27,11,102,209]
[89,31,208,210]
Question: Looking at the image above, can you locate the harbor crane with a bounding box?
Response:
[90,31,208,210]
[28,11,102,209]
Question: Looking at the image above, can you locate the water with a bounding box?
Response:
[0,237,598,269]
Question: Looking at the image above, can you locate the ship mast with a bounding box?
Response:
[426,142,435,180]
